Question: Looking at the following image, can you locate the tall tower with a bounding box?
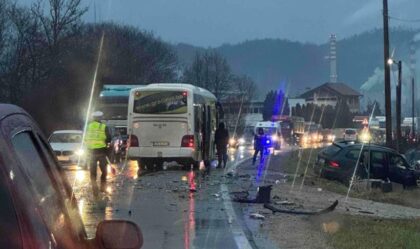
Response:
[329,34,338,83]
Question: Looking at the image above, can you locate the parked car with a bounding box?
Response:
[315,142,420,187]
[343,128,358,141]
[0,104,143,249]
[49,130,87,167]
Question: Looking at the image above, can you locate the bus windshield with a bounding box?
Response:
[97,96,129,120]
[133,91,188,114]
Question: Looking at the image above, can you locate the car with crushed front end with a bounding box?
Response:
[315,141,420,187]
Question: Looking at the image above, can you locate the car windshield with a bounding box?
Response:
[258,127,277,135]
[7,1,420,248]
[49,133,82,143]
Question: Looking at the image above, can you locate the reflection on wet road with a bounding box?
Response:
[63,144,325,248]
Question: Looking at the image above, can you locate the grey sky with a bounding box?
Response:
[20,0,420,47]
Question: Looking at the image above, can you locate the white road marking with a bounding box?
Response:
[220,156,254,249]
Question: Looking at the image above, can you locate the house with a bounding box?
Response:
[298,82,362,113]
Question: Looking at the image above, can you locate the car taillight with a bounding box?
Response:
[128,135,139,147]
[181,135,194,147]
[328,161,340,168]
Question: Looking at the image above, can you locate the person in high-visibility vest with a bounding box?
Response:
[85,111,111,195]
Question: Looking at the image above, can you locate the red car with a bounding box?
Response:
[0,104,143,249]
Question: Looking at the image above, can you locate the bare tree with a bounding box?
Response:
[32,0,87,52]
[183,50,233,99]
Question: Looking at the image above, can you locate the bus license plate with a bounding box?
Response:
[152,141,169,147]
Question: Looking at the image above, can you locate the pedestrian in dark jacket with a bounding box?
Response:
[215,122,229,168]
[253,127,265,165]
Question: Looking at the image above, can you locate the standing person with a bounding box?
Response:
[253,127,265,165]
[214,122,229,168]
[85,111,111,196]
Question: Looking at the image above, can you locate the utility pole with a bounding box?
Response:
[383,0,392,147]
[396,61,402,152]
[412,78,415,139]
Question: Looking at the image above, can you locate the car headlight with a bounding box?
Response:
[360,132,371,142]
[75,149,85,156]
[238,138,245,144]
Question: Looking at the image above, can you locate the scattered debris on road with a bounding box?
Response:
[264,200,338,215]
[249,213,265,220]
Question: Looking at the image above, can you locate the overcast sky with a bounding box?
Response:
[20,0,420,47]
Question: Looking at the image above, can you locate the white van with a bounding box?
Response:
[254,121,282,149]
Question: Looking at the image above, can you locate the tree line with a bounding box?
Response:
[0,0,255,133]
[260,89,383,128]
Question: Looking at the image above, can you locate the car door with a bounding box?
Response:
[370,150,387,179]
[388,153,413,185]
[0,166,23,249]
[1,113,88,249]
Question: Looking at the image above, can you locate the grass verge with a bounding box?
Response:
[281,148,420,208]
[327,215,420,249]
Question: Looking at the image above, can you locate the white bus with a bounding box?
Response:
[127,83,220,170]
[96,84,143,135]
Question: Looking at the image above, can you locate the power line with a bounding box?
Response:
[388,15,420,23]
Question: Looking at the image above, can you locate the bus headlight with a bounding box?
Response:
[238,138,245,145]
[229,138,236,146]
[75,149,85,156]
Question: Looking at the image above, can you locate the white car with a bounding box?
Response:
[49,130,86,166]
[343,128,358,141]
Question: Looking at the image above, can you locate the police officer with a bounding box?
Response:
[214,122,229,168]
[85,111,111,195]
[253,127,265,165]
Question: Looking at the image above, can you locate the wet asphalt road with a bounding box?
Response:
[63,146,258,249]
[63,143,329,249]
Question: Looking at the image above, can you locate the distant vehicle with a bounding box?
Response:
[301,123,322,144]
[48,130,86,166]
[315,142,420,187]
[110,134,129,163]
[273,115,305,144]
[97,84,144,131]
[254,121,281,150]
[0,104,143,249]
[320,129,335,143]
[343,128,358,141]
[127,83,221,169]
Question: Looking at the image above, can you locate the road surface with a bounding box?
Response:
[64,145,276,249]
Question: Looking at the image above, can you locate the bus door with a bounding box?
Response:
[194,105,203,160]
[201,106,210,161]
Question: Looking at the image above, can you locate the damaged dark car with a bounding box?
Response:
[315,142,420,187]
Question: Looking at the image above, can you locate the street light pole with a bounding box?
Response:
[383,0,393,148]
[396,60,402,152]
[412,77,416,139]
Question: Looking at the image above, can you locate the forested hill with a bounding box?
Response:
[174,28,418,98]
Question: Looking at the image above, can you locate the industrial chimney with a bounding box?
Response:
[329,34,338,83]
